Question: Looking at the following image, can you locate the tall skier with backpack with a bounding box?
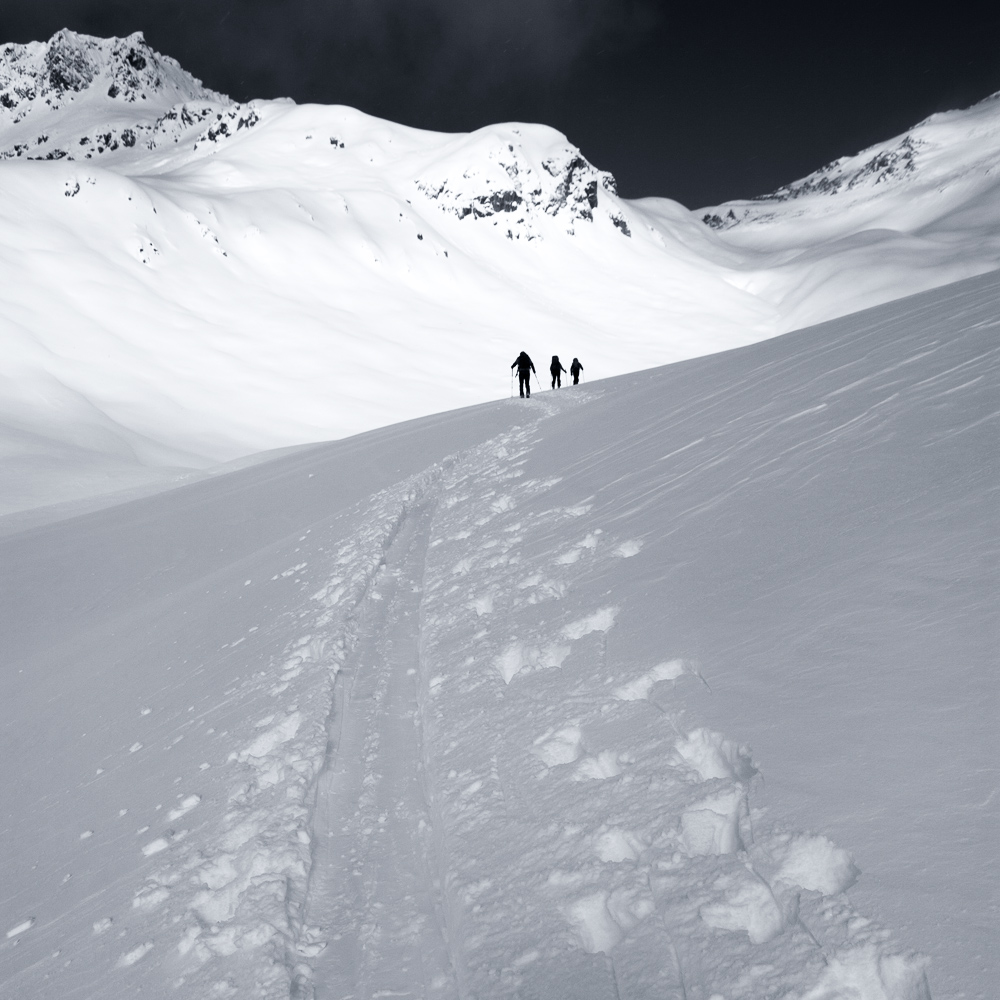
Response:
[511,351,536,397]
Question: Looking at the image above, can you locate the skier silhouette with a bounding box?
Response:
[570,357,583,385]
[550,355,567,389]
[511,351,536,397]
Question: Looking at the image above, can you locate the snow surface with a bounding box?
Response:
[2,31,999,514]
[1,271,995,1000]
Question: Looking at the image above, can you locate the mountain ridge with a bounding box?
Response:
[699,90,1000,230]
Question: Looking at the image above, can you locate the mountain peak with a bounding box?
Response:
[415,126,628,238]
[0,29,235,162]
[0,29,228,123]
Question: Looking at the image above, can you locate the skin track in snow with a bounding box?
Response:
[0,271,995,999]
[299,499,456,999]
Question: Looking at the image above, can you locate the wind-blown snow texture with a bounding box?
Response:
[1,273,995,1000]
[1,31,999,513]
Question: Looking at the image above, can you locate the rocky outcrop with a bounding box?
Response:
[758,134,922,205]
[416,130,626,237]
[702,132,927,230]
[699,93,1000,230]
[0,29,241,161]
[0,29,227,119]
[698,92,1000,231]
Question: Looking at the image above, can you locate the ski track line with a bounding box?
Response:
[291,410,564,998]
[295,498,458,1000]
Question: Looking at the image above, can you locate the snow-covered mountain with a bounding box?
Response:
[700,96,1000,226]
[0,30,998,517]
[1,271,995,1000]
[693,94,1000,328]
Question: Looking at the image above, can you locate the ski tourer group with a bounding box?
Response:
[511,353,583,397]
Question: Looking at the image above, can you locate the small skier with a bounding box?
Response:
[511,351,536,398]
[570,357,583,385]
[550,355,567,389]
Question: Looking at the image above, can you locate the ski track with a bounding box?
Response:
[0,383,939,999]
[298,497,455,1000]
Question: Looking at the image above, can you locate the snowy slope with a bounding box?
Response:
[2,31,999,514]
[1,271,995,1000]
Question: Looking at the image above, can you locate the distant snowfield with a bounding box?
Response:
[1,32,999,513]
[1,272,995,1000]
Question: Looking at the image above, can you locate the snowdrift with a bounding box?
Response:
[1,271,995,1000]
[1,31,999,513]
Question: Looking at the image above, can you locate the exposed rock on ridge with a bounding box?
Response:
[701,90,1000,231]
[416,132,627,237]
[0,29,226,115]
[0,29,237,161]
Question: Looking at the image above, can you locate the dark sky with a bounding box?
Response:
[3,2,999,207]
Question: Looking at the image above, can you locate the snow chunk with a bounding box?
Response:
[615,539,643,557]
[6,918,34,938]
[132,887,169,911]
[532,725,583,767]
[167,794,201,821]
[562,606,618,641]
[495,643,527,684]
[573,751,622,781]
[563,892,622,954]
[775,833,860,895]
[563,886,654,954]
[469,593,494,616]
[116,941,154,968]
[237,712,302,761]
[679,788,745,855]
[613,659,684,700]
[593,827,644,863]
[675,728,756,783]
[801,944,931,1000]
[494,641,571,684]
[700,874,795,944]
